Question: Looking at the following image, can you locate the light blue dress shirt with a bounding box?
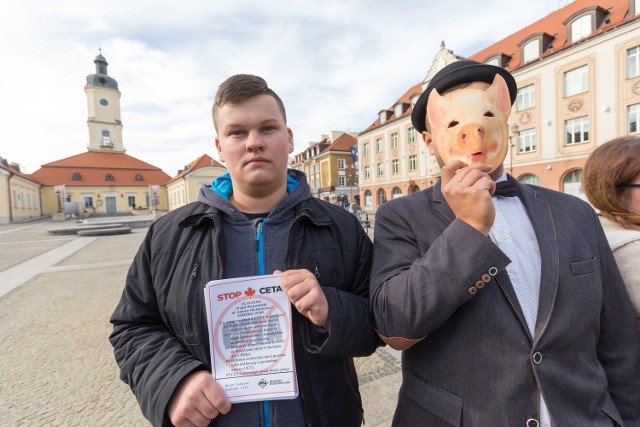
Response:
[490,171,551,427]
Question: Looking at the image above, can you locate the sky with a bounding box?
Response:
[0,0,567,176]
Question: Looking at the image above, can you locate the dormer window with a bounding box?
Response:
[570,15,592,42]
[135,174,143,181]
[105,173,114,181]
[518,33,553,65]
[564,6,607,44]
[523,40,540,63]
[379,110,390,124]
[72,172,81,180]
[394,103,404,118]
[410,94,419,109]
[483,53,511,68]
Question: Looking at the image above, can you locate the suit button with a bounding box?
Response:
[482,273,491,283]
[526,419,539,427]
[468,287,477,295]
[488,266,498,276]
[475,280,485,289]
[533,352,542,364]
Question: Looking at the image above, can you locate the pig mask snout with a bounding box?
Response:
[458,123,485,147]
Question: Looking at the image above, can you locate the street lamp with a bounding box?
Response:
[509,123,519,175]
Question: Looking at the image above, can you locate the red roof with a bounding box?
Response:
[361,82,423,134]
[469,0,634,70]
[0,161,42,185]
[326,133,357,152]
[167,154,226,184]
[361,0,636,136]
[30,151,171,186]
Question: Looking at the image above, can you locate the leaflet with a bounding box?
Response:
[204,274,298,403]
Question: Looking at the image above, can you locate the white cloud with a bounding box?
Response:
[0,0,558,175]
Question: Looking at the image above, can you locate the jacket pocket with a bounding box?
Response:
[570,257,597,276]
[181,259,203,345]
[400,369,463,426]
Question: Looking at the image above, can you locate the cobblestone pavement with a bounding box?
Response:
[0,219,400,426]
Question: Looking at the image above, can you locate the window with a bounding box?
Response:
[516,84,535,111]
[72,172,81,180]
[628,46,640,78]
[565,116,590,145]
[83,196,94,208]
[409,154,417,171]
[637,0,640,15]
[392,187,403,199]
[65,194,72,203]
[338,176,346,186]
[523,40,540,62]
[486,58,500,66]
[377,189,387,205]
[570,15,592,42]
[564,65,589,97]
[20,191,24,208]
[377,162,384,177]
[12,190,17,208]
[408,127,416,143]
[127,195,136,207]
[135,174,143,181]
[563,170,586,200]
[338,159,346,170]
[629,104,639,134]
[519,174,541,185]
[391,159,399,174]
[101,130,112,146]
[395,104,403,117]
[105,173,114,181]
[391,133,399,148]
[517,128,537,153]
[364,165,370,179]
[379,111,388,124]
[376,138,383,152]
[365,190,373,207]
[363,143,369,156]
[409,185,420,194]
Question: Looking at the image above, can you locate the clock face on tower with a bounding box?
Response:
[99,98,109,106]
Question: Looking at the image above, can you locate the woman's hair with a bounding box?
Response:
[582,136,640,230]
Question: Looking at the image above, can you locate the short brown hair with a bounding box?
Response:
[212,74,287,132]
[582,136,640,230]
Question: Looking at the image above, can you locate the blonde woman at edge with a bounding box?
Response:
[583,136,640,329]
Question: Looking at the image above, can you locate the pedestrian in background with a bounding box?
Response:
[583,135,640,329]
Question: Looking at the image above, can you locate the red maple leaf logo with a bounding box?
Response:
[245,287,255,297]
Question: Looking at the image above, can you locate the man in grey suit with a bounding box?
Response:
[370,60,640,427]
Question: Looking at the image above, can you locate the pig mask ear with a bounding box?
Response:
[426,89,449,131]
[485,74,512,116]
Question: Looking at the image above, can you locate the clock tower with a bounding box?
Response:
[85,52,125,152]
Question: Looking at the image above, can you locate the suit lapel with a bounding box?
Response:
[518,183,559,342]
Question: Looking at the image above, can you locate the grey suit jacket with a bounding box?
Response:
[370,179,640,427]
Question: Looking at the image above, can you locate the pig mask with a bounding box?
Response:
[425,74,512,174]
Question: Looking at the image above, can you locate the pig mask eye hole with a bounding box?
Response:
[484,111,494,117]
[447,120,459,128]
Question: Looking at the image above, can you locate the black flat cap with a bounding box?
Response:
[411,60,517,133]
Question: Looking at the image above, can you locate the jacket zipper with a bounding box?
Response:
[255,218,271,427]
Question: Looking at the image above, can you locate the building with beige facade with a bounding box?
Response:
[358,0,640,212]
[0,159,43,223]
[167,154,226,211]
[291,131,359,205]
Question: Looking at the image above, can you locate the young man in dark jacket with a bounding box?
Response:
[110,74,378,427]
